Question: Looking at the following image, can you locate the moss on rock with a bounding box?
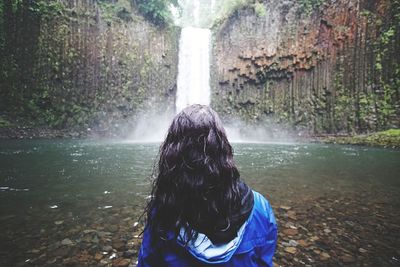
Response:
[321,129,400,149]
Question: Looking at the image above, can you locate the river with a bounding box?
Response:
[0,139,399,266]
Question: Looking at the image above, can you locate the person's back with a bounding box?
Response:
[138,105,277,266]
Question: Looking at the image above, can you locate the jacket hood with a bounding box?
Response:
[177,220,248,264]
[176,182,255,264]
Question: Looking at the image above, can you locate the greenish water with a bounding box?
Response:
[0,139,399,266]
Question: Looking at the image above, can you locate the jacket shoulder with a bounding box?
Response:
[236,190,277,254]
[252,191,276,221]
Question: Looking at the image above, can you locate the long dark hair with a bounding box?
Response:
[145,104,242,244]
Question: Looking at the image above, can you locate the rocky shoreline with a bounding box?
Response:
[0,127,89,139]
[1,187,398,266]
[0,127,120,139]
[273,193,400,266]
[0,178,400,267]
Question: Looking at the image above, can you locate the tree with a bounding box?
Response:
[134,0,179,26]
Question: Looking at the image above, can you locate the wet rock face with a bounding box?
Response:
[0,0,179,137]
[211,0,400,134]
[57,1,179,136]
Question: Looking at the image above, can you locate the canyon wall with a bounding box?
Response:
[2,0,399,137]
[0,0,179,136]
[211,0,400,134]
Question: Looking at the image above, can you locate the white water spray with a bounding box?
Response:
[127,2,212,142]
[176,27,211,113]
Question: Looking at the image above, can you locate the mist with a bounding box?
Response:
[224,120,295,143]
[127,112,173,143]
[126,109,296,144]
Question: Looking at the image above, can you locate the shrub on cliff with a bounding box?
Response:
[134,0,179,26]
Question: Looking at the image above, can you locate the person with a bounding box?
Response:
[138,104,277,266]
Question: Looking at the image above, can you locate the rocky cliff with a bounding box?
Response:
[0,0,179,137]
[211,0,400,134]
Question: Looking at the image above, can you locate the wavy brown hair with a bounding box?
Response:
[145,104,242,244]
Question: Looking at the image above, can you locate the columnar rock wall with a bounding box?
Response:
[211,0,400,134]
[0,0,179,136]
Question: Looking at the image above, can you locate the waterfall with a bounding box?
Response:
[128,2,212,142]
[176,27,211,113]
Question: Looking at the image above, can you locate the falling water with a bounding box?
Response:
[129,2,212,141]
[176,27,211,113]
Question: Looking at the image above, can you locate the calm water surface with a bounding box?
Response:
[0,139,399,266]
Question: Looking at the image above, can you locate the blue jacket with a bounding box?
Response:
[138,191,278,266]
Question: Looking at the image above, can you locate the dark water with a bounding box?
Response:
[0,139,399,266]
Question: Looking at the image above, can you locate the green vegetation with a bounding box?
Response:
[322,129,400,149]
[372,4,400,128]
[211,0,252,28]
[98,0,133,24]
[333,65,357,133]
[210,0,273,29]
[0,116,13,128]
[254,2,266,17]
[177,0,261,28]
[29,1,65,17]
[330,1,400,134]
[354,0,400,131]
[210,0,323,29]
[135,0,179,26]
[97,0,181,26]
[298,0,325,16]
